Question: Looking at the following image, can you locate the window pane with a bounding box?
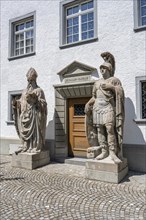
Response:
[67,36,72,43]
[88,21,94,30]
[141,0,146,6]
[67,19,72,27]
[88,12,94,21]
[15,49,19,55]
[26,47,31,53]
[31,46,33,52]
[82,32,88,40]
[88,30,94,38]
[81,2,88,11]
[88,1,94,9]
[16,35,20,41]
[26,39,31,46]
[16,25,19,31]
[31,39,33,45]
[73,34,79,42]
[20,41,24,47]
[67,7,73,16]
[141,6,146,16]
[73,17,79,25]
[67,27,72,35]
[16,42,19,49]
[31,30,33,37]
[26,21,31,28]
[16,23,24,31]
[73,25,79,34]
[73,5,79,14]
[20,33,24,40]
[21,24,24,30]
[82,23,87,32]
[20,48,24,55]
[81,14,87,23]
[142,16,146,25]
[26,31,31,39]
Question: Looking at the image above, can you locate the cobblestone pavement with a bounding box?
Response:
[0,155,146,220]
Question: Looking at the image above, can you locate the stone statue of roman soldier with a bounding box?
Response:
[85,52,125,164]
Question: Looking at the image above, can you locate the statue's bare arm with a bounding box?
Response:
[84,97,95,114]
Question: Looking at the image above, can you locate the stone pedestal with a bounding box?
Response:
[86,157,128,183]
[12,151,50,170]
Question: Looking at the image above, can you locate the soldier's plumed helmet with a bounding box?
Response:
[100,62,113,74]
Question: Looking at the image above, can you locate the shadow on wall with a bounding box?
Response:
[123,97,146,145]
[123,97,146,172]
[45,118,55,160]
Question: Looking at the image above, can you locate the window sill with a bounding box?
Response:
[134,26,146,32]
[8,52,36,61]
[133,119,146,124]
[6,121,14,125]
[59,37,98,49]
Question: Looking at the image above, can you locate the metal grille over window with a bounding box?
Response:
[74,104,85,116]
[142,81,146,119]
[66,0,94,44]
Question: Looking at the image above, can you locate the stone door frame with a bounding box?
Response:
[54,81,95,161]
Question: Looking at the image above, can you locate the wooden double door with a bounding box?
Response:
[68,98,90,157]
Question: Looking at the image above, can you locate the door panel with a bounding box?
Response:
[68,98,90,157]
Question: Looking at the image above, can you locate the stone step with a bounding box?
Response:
[64,157,88,166]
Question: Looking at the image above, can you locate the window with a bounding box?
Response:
[74,104,85,115]
[134,0,146,31]
[135,76,146,123]
[141,81,146,119]
[9,12,36,59]
[7,91,22,124]
[60,0,97,47]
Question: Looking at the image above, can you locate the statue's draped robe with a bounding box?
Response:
[13,87,47,152]
[86,76,124,157]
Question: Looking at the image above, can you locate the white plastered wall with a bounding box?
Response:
[0,0,146,145]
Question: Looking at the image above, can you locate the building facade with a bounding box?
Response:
[0,0,146,172]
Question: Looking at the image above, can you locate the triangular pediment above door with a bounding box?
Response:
[57,61,97,78]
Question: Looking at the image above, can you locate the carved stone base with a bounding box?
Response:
[86,157,128,183]
[87,146,101,158]
[12,151,50,170]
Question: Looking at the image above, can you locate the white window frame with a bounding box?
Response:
[60,0,98,48]
[8,11,36,60]
[135,76,146,123]
[134,0,146,31]
[7,90,22,124]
